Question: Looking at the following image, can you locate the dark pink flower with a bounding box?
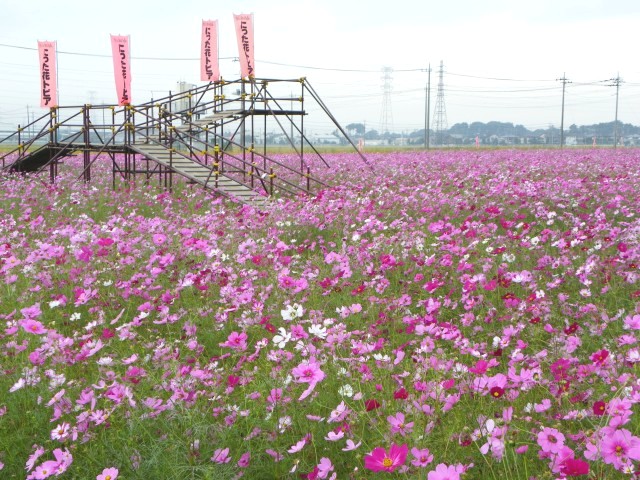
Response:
[560,458,589,476]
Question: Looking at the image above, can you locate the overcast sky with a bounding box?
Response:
[1,0,639,134]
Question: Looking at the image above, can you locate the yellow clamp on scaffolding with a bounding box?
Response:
[213,162,220,168]
[169,126,176,131]
[201,150,207,156]
[240,93,248,99]
[299,77,306,83]
[187,93,192,99]
[169,148,176,153]
[299,97,304,102]
[214,145,220,154]
[109,106,116,112]
[269,172,276,178]
[111,127,116,133]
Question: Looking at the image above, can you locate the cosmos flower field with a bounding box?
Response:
[0,148,639,479]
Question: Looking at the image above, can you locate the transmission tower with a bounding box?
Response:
[432,61,448,146]
[380,67,394,134]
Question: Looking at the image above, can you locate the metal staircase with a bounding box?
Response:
[130,142,267,206]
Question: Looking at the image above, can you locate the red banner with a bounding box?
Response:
[234,14,255,78]
[38,41,58,108]
[110,35,131,105]
[201,20,219,82]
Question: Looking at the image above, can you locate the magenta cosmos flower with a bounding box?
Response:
[364,443,408,472]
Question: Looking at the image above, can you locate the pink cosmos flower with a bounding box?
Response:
[237,452,250,468]
[292,359,326,400]
[600,428,640,470]
[21,319,47,335]
[96,467,119,480]
[211,447,231,464]
[537,427,566,454]
[387,412,414,436]
[427,463,463,480]
[410,447,434,467]
[26,445,45,471]
[623,314,640,330]
[364,443,408,473]
[219,331,248,351]
[30,461,59,479]
[317,457,334,479]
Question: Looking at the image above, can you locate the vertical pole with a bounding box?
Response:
[613,74,621,149]
[557,73,569,149]
[83,105,91,182]
[427,64,431,150]
[300,79,305,175]
[241,81,246,182]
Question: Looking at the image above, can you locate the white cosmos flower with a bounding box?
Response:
[272,328,291,349]
[308,324,327,339]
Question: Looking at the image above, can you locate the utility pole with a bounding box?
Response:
[556,74,570,149]
[609,74,622,148]
[424,63,431,150]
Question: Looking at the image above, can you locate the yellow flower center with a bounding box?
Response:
[106,477,111,480]
[616,445,623,456]
[382,457,393,467]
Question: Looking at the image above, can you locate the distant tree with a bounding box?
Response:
[346,123,365,135]
[364,129,380,140]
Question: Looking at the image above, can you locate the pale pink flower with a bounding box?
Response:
[427,463,463,480]
[342,439,362,451]
[317,457,334,479]
[96,467,119,480]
